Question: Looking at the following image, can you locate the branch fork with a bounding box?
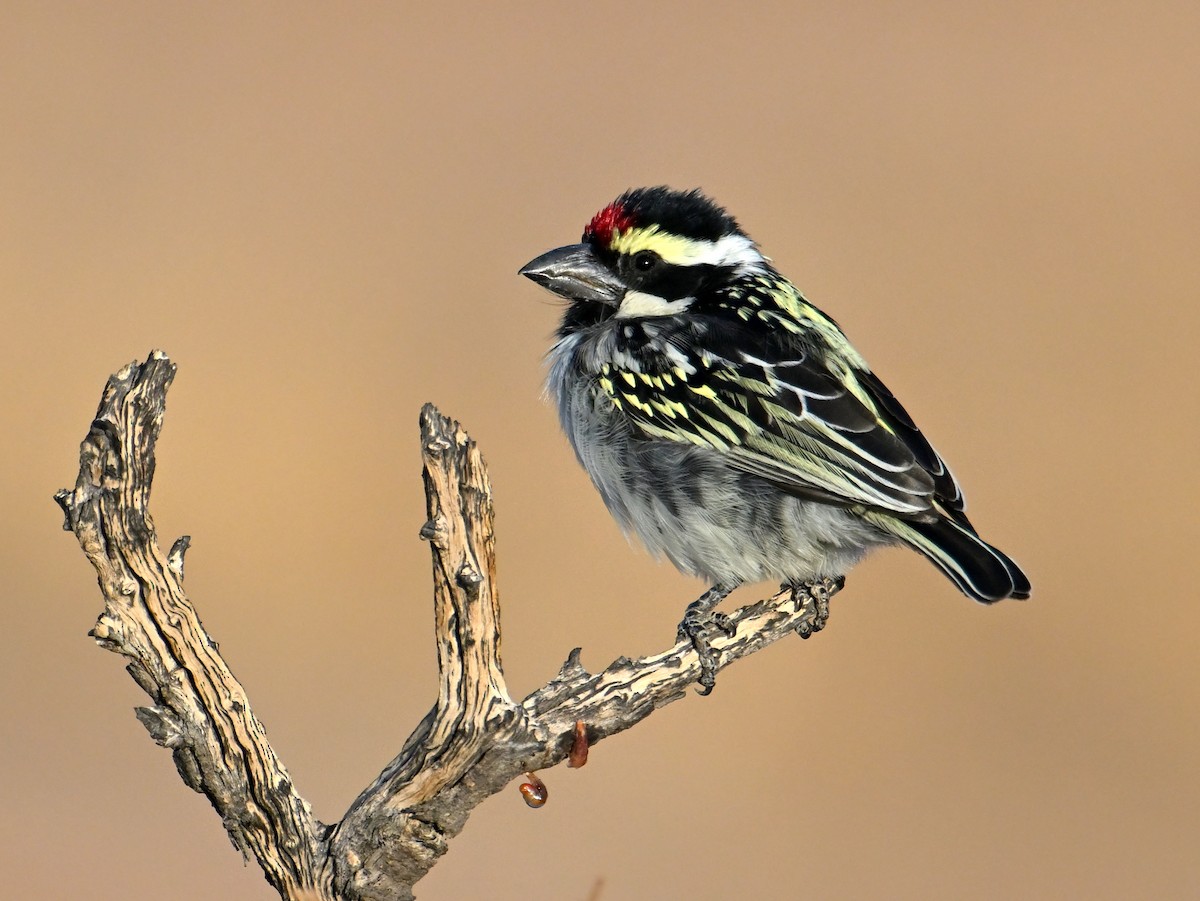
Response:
[58,351,839,900]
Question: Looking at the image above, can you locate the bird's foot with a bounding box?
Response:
[677,585,738,696]
[791,575,843,639]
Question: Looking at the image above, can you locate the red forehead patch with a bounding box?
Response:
[583,201,637,246]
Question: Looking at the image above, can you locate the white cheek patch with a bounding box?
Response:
[614,291,694,319]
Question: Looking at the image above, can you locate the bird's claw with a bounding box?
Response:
[792,576,842,639]
[678,607,737,695]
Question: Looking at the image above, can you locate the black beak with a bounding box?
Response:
[519,243,625,305]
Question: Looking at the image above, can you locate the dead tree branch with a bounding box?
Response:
[58,351,840,900]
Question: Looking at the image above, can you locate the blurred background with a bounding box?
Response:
[3,2,1197,899]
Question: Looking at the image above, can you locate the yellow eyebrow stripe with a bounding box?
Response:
[610,226,715,266]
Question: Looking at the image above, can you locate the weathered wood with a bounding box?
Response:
[55,351,329,901]
[323,406,526,900]
[60,352,839,900]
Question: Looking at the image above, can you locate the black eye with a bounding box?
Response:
[632,250,660,272]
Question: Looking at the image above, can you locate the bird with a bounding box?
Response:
[520,186,1029,693]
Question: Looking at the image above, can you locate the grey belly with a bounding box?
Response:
[559,381,891,588]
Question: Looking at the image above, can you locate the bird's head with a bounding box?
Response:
[520,187,766,325]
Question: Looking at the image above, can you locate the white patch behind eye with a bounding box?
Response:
[615,291,694,319]
[702,233,765,267]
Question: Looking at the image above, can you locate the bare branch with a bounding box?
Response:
[60,352,838,900]
[324,406,527,899]
[55,351,328,901]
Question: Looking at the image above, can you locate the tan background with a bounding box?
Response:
[3,2,1197,899]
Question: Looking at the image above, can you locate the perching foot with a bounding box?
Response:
[791,575,843,638]
[677,584,738,695]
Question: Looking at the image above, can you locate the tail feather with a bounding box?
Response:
[872,514,1031,602]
